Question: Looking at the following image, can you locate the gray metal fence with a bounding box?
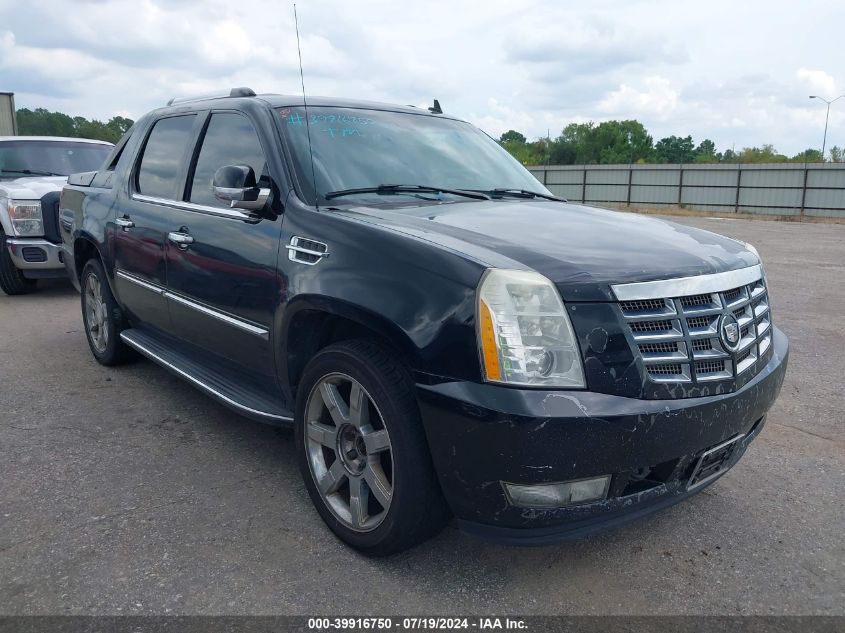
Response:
[526,163,845,219]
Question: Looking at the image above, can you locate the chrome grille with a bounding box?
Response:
[613,266,772,385]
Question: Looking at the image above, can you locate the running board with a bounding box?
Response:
[120,328,294,426]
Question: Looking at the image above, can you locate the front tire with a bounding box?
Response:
[295,340,450,556]
[81,258,134,366]
[0,232,37,295]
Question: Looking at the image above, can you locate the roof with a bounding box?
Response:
[258,94,445,116]
[0,136,114,145]
[156,93,461,121]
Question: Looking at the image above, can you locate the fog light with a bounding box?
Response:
[503,476,611,508]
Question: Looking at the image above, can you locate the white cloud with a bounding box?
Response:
[796,69,839,98]
[469,98,536,139]
[0,0,843,154]
[597,77,680,119]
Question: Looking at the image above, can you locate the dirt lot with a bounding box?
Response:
[1,216,843,615]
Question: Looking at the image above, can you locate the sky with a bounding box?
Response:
[0,0,843,156]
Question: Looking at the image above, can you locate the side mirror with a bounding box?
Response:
[212,165,270,211]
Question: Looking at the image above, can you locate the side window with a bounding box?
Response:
[189,113,268,208]
[103,125,135,171]
[136,115,196,199]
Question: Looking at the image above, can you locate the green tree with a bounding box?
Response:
[15,108,134,143]
[16,108,75,137]
[655,135,695,163]
[827,146,843,162]
[499,130,526,144]
[593,120,654,164]
[547,120,653,165]
[737,145,788,163]
[791,148,823,162]
[550,122,594,164]
[693,139,718,163]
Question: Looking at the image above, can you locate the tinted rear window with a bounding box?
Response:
[136,115,196,199]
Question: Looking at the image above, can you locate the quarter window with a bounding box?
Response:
[136,115,196,199]
[190,113,268,208]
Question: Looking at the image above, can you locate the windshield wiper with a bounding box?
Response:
[324,184,490,201]
[0,168,65,177]
[474,188,567,202]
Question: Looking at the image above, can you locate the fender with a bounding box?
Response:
[273,200,488,404]
[277,294,425,399]
[71,232,118,297]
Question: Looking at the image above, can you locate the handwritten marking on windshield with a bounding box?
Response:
[321,127,362,138]
[282,110,375,127]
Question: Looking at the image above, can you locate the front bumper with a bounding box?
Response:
[416,326,789,544]
[5,237,64,272]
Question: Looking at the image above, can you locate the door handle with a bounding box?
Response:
[167,231,195,249]
[115,217,134,230]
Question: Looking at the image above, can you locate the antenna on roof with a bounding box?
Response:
[428,99,442,114]
[293,3,319,210]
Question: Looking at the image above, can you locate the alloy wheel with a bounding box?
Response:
[84,272,109,354]
[304,373,394,532]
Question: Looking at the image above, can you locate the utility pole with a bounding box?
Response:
[809,94,845,160]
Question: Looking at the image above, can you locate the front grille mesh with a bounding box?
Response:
[630,320,673,333]
[686,315,713,329]
[696,359,726,374]
[723,287,742,303]
[648,363,682,377]
[680,293,713,307]
[692,339,712,352]
[620,299,666,312]
[617,273,772,386]
[639,342,678,354]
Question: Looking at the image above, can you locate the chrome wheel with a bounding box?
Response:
[304,373,393,532]
[84,272,109,354]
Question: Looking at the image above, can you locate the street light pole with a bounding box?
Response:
[809,94,845,160]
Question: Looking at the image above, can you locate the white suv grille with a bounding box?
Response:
[614,266,772,385]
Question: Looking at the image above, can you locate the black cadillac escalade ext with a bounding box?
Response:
[61,88,788,555]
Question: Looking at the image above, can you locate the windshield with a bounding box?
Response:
[0,140,112,179]
[278,107,550,205]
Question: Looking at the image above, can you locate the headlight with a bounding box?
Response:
[477,268,585,388]
[8,200,44,237]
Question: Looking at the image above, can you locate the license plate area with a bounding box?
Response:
[687,434,744,491]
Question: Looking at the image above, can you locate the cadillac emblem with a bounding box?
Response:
[719,314,741,352]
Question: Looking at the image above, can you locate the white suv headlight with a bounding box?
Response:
[8,200,44,237]
[477,269,585,388]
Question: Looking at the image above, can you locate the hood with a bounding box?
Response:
[0,176,68,201]
[337,200,759,302]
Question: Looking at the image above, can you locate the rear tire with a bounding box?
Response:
[295,340,450,556]
[0,232,37,295]
[81,258,134,366]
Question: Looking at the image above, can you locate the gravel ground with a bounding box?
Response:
[1,215,843,615]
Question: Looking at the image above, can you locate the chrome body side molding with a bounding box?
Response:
[164,291,269,339]
[116,269,165,295]
[132,193,258,222]
[114,268,269,339]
